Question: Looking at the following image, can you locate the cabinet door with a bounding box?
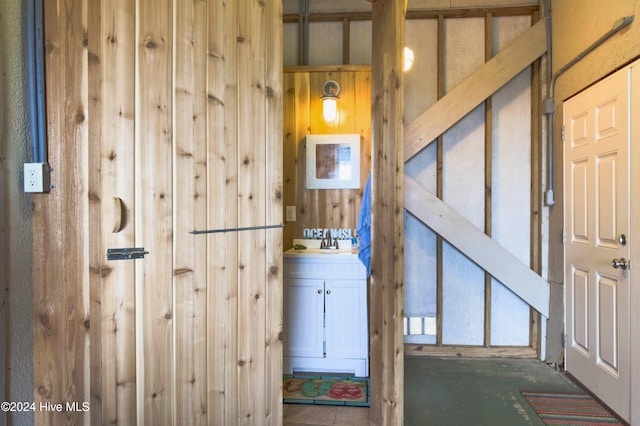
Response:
[325,280,367,359]
[283,278,325,358]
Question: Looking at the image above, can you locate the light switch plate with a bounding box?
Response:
[286,206,296,222]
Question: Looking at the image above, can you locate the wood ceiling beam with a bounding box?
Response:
[404,18,547,162]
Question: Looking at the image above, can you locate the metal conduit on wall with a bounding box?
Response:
[543,13,634,206]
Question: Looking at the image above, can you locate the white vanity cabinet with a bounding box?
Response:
[283,250,368,377]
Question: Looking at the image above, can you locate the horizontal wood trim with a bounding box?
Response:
[405,176,550,317]
[404,18,547,162]
[405,344,537,358]
[284,65,371,73]
[406,6,538,19]
[284,12,372,23]
[283,6,538,23]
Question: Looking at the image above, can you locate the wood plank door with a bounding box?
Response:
[86,1,282,425]
[563,66,630,421]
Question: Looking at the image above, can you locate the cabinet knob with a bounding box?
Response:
[326,290,331,295]
[317,289,323,294]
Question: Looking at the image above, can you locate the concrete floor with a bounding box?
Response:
[284,356,583,425]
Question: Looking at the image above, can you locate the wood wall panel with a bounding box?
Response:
[95,0,137,423]
[207,0,239,423]
[87,0,103,423]
[174,0,208,422]
[137,0,174,422]
[283,66,371,249]
[34,0,90,424]
[237,1,267,423]
[265,0,284,423]
[36,1,283,424]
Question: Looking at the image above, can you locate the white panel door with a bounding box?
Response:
[564,68,630,421]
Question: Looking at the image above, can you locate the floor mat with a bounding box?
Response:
[521,391,623,425]
[283,374,369,407]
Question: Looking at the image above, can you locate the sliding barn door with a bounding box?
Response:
[35,1,283,424]
[563,66,630,421]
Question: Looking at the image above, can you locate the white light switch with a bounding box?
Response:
[286,206,296,222]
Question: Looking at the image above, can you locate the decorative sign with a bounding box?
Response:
[303,228,354,239]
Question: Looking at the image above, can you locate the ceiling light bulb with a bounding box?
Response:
[404,47,415,72]
[323,98,338,122]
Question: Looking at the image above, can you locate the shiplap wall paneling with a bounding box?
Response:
[137,0,175,422]
[282,67,371,249]
[95,0,138,423]
[36,0,283,424]
[88,1,102,422]
[354,72,372,200]
[308,71,347,229]
[283,71,310,247]
[307,70,363,233]
[87,1,104,421]
[174,0,208,422]
[34,0,91,424]
[264,1,284,422]
[282,72,305,248]
[237,1,267,422]
[207,1,239,423]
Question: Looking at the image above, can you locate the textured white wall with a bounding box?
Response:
[0,0,35,424]
[404,19,439,344]
[490,16,532,346]
[441,17,486,345]
[403,15,535,345]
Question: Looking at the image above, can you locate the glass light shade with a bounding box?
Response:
[404,47,415,72]
[322,97,338,122]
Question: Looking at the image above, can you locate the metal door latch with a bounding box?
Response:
[107,247,148,261]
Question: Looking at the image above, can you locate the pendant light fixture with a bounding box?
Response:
[321,80,340,123]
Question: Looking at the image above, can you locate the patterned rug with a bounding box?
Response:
[283,375,369,407]
[521,391,623,425]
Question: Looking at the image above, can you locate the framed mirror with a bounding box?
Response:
[306,134,361,189]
